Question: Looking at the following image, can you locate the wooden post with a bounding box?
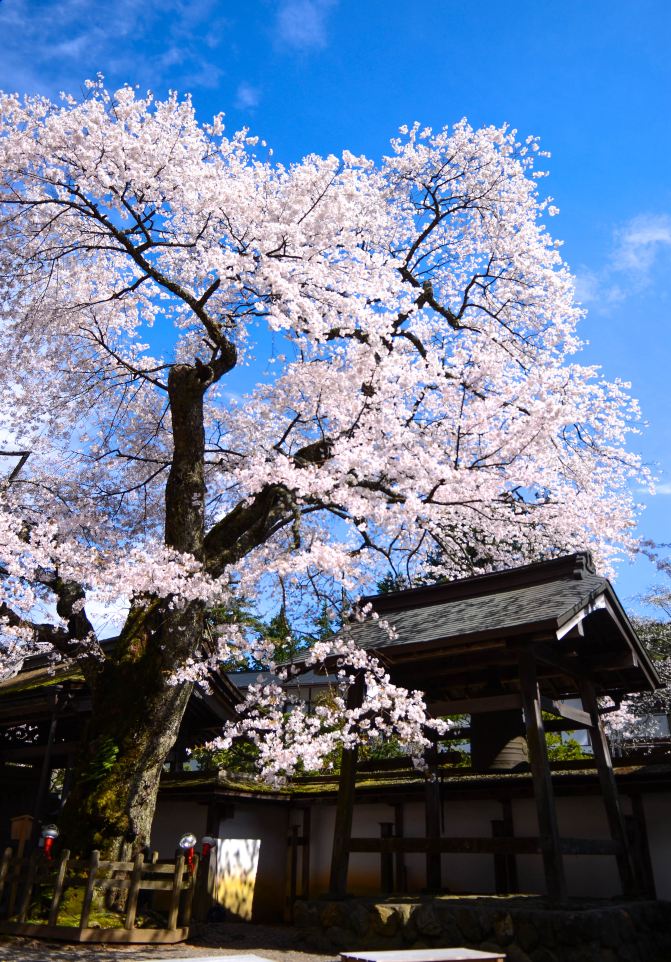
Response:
[424,740,442,891]
[579,678,637,896]
[379,822,394,893]
[0,847,13,908]
[167,853,185,930]
[492,820,507,894]
[502,798,518,892]
[33,691,61,822]
[17,851,39,923]
[301,807,311,899]
[48,849,70,926]
[628,794,656,898]
[393,803,406,894]
[182,854,199,927]
[328,672,364,897]
[124,851,144,930]
[79,850,100,928]
[518,646,567,902]
[288,823,299,916]
[492,804,518,895]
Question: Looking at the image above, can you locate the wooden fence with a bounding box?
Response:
[0,846,199,943]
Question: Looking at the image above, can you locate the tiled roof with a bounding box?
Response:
[351,568,608,651]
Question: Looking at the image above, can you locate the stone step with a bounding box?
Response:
[340,950,505,962]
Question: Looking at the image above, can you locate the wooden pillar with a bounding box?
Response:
[33,690,61,822]
[328,672,364,897]
[424,739,442,891]
[288,824,299,913]
[301,806,311,899]
[628,793,656,898]
[393,803,406,893]
[379,822,394,893]
[518,646,567,902]
[493,797,518,894]
[579,678,637,896]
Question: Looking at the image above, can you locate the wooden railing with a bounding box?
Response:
[0,847,199,943]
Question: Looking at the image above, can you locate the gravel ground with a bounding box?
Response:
[0,924,340,962]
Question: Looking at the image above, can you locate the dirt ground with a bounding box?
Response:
[0,923,341,962]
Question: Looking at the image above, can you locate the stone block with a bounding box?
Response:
[455,907,483,943]
[414,901,444,937]
[370,903,400,937]
[505,946,533,962]
[529,947,558,962]
[516,919,540,953]
[493,910,515,946]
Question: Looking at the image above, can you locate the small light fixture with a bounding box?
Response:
[179,832,198,874]
[201,834,216,858]
[41,824,59,860]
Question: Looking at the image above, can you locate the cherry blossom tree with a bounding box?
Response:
[603,553,671,748]
[0,81,646,856]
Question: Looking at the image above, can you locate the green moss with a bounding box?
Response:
[0,665,83,694]
[79,736,120,787]
[24,885,152,929]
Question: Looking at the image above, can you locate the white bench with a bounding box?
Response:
[340,950,505,962]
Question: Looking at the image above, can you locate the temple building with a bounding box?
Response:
[2,552,670,923]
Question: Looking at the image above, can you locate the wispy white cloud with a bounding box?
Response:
[612,214,671,274]
[573,268,625,306]
[275,0,336,51]
[575,212,671,308]
[235,82,261,110]
[654,482,671,496]
[0,0,230,95]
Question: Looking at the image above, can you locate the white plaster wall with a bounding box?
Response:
[403,801,427,892]
[304,805,335,895]
[152,789,671,906]
[216,801,290,922]
[304,793,657,900]
[513,795,629,898]
[150,798,208,857]
[441,799,501,894]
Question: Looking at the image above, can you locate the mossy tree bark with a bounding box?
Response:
[60,364,214,858]
[57,359,331,858]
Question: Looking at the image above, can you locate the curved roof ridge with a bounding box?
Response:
[361,551,599,614]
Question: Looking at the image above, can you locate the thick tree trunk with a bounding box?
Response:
[60,365,210,857]
[59,624,194,858]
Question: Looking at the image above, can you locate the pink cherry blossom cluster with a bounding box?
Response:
[0,81,650,766]
[206,628,453,783]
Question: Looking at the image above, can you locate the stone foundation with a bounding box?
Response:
[294,896,671,962]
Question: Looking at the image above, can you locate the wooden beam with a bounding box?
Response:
[328,672,364,897]
[0,741,79,761]
[518,646,567,902]
[429,694,522,715]
[579,678,637,896]
[543,718,591,733]
[534,643,598,684]
[540,696,593,728]
[348,835,620,856]
[349,835,543,855]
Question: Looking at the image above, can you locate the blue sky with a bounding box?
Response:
[1,0,670,609]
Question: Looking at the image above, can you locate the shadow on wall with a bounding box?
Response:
[214,837,261,921]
